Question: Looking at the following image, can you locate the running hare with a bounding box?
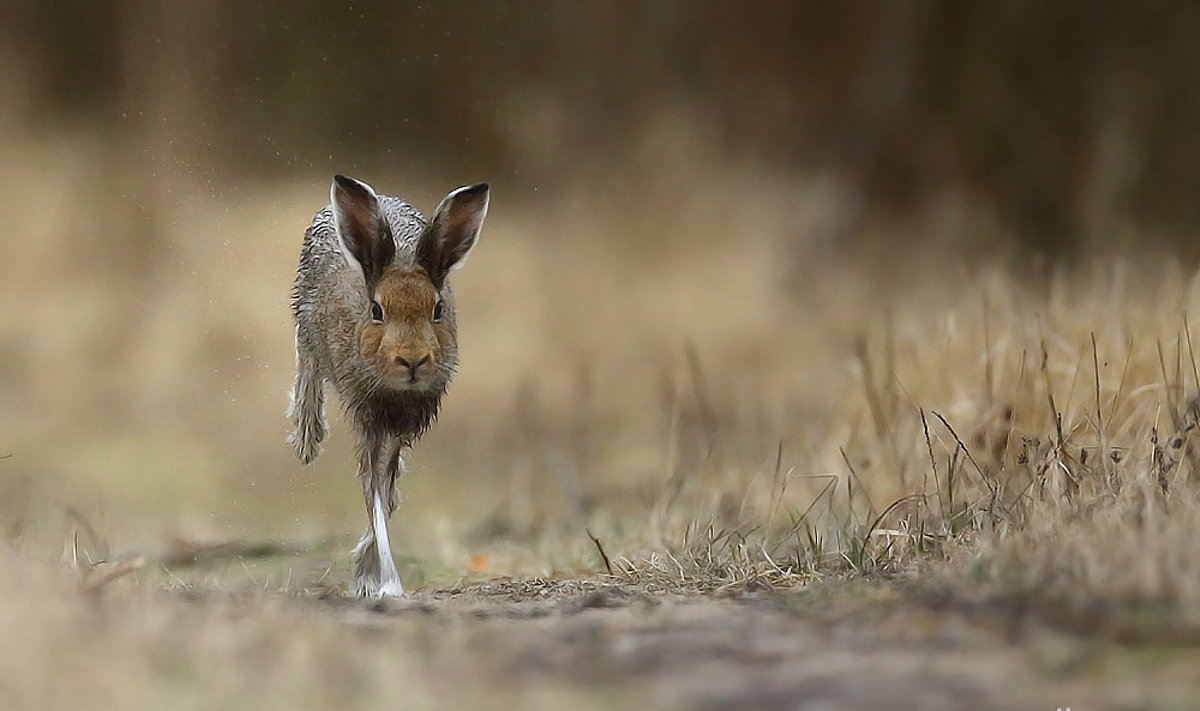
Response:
[288,175,489,597]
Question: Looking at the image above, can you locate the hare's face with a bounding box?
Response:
[360,267,453,391]
[330,175,488,392]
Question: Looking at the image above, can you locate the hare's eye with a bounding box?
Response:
[432,299,444,323]
[369,300,384,323]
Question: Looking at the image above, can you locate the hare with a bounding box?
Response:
[287,175,489,597]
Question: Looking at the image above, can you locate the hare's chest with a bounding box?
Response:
[354,390,442,441]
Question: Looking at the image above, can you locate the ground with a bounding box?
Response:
[4,544,1189,711]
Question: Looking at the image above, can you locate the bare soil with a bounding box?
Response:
[183,576,1195,711]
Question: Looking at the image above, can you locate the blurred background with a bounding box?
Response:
[2,1,1199,578]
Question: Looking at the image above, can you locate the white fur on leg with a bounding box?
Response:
[371,491,405,597]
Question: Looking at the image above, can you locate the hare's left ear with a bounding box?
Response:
[416,183,489,289]
[331,174,395,292]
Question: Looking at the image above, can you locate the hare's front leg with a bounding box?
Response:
[286,341,327,464]
[350,433,405,597]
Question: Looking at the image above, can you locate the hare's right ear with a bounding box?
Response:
[331,175,395,290]
[416,183,489,289]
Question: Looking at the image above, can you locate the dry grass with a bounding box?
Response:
[2,132,1200,707]
[606,264,1200,621]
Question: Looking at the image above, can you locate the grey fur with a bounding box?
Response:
[288,177,487,597]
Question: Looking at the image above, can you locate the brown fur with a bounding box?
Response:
[358,266,452,389]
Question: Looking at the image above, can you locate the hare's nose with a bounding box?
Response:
[394,355,432,376]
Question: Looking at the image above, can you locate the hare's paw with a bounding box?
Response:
[287,423,325,464]
[350,576,405,599]
[351,575,379,598]
[350,572,405,598]
[350,531,382,597]
[286,364,326,463]
[375,578,406,598]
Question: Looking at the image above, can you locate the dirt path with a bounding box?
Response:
[10,548,1196,710]
[290,579,1193,710]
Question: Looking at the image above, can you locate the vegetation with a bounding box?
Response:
[5,142,1200,705]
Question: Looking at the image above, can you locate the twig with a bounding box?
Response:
[839,448,876,518]
[160,538,302,567]
[1091,333,1111,484]
[586,529,614,575]
[1106,336,1135,425]
[858,494,925,561]
[763,442,786,531]
[920,409,945,518]
[81,557,145,593]
[65,506,110,562]
[931,411,998,495]
[1157,339,1182,431]
[1185,313,1200,395]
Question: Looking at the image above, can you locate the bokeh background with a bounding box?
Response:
[3,1,1199,578]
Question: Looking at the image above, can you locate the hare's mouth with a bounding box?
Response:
[381,369,438,392]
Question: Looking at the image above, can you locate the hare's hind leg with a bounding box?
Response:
[287,339,327,464]
[350,434,405,597]
[350,529,380,596]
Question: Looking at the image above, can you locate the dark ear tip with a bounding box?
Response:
[333,175,375,199]
[464,182,489,195]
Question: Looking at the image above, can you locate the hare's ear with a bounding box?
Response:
[416,183,489,288]
[331,175,395,290]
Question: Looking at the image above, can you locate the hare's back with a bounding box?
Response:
[377,196,427,259]
[302,196,426,265]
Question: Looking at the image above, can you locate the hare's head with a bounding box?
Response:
[331,175,488,392]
